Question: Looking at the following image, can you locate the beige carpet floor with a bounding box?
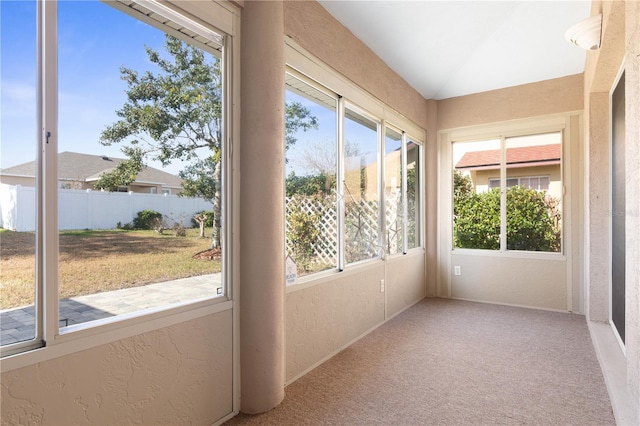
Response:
[227,298,615,425]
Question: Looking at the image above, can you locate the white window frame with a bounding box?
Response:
[284,40,425,286]
[1,0,238,368]
[443,115,568,258]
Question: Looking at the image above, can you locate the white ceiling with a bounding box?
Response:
[318,1,592,100]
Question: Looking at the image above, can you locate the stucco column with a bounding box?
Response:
[625,1,640,422]
[239,0,286,414]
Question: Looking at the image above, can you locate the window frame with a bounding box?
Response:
[1,0,238,363]
[284,40,425,286]
[446,116,568,258]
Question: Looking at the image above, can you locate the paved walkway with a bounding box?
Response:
[1,273,222,346]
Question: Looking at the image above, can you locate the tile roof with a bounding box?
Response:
[0,151,183,188]
[455,144,561,171]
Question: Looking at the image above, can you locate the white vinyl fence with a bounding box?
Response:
[0,184,211,232]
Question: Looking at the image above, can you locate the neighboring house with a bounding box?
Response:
[0,151,183,195]
[455,143,562,201]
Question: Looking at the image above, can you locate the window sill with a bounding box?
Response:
[451,248,566,261]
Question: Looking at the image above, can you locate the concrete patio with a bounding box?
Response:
[1,273,222,346]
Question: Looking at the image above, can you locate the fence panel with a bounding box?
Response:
[0,184,210,232]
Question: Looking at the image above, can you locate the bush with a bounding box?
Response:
[453,185,561,252]
[133,210,163,230]
[286,195,323,272]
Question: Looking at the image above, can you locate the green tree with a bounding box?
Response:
[93,147,144,192]
[98,34,316,248]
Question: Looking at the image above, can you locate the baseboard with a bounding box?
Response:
[587,320,634,425]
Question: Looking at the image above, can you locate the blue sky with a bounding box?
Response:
[0,0,185,174]
[2,1,394,178]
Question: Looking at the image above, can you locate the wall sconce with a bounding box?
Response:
[565,13,602,50]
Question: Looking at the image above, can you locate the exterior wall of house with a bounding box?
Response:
[0,175,169,195]
[583,1,640,424]
[470,164,562,200]
[283,0,431,385]
[0,175,36,187]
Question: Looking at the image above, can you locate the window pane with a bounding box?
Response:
[406,139,421,250]
[285,74,338,277]
[57,1,225,330]
[344,108,380,264]
[452,139,501,250]
[506,133,561,252]
[0,0,37,346]
[384,127,403,255]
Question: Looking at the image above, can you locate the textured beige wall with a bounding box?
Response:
[438,78,582,312]
[624,1,640,422]
[1,310,233,425]
[282,0,429,384]
[283,1,428,131]
[450,254,567,311]
[387,253,426,318]
[438,74,583,131]
[583,0,625,323]
[239,1,286,414]
[426,99,438,297]
[285,264,385,382]
[582,2,639,424]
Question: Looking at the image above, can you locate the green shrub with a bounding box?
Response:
[133,210,163,230]
[453,175,561,252]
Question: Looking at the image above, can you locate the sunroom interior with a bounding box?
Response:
[1,1,639,425]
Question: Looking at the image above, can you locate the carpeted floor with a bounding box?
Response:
[226,298,615,425]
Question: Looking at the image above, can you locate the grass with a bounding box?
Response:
[0,228,221,310]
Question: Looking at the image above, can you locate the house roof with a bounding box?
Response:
[0,151,183,188]
[455,144,561,171]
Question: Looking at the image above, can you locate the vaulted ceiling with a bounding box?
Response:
[318,1,592,100]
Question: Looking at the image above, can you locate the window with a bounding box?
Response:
[1,0,232,357]
[406,138,422,250]
[453,132,562,252]
[489,176,550,191]
[0,0,37,347]
[344,107,380,264]
[284,70,424,283]
[285,73,338,275]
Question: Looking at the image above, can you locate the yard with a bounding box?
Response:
[0,228,221,310]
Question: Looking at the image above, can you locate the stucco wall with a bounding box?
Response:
[387,251,426,318]
[582,1,639,424]
[437,75,583,312]
[449,254,567,311]
[437,74,583,131]
[1,310,233,425]
[283,1,428,131]
[625,1,640,419]
[285,264,386,382]
[282,1,429,384]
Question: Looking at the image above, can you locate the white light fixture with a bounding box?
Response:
[565,13,602,50]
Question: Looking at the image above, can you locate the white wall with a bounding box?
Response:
[0,184,210,232]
